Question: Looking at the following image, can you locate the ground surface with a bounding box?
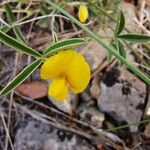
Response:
[0,0,150,150]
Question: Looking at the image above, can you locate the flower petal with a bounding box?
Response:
[48,77,68,101]
[78,5,88,23]
[66,51,90,93]
[40,50,74,80]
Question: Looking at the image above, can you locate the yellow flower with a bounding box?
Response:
[78,4,88,23]
[40,50,90,101]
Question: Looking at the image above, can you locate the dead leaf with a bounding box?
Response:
[16,81,48,99]
[65,4,75,16]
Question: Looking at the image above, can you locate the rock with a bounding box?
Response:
[144,93,150,116]
[144,123,150,138]
[80,85,92,102]
[98,82,145,132]
[14,113,95,150]
[80,40,107,71]
[78,101,104,128]
[43,135,95,150]
[80,76,101,102]
[90,75,101,99]
[80,91,92,102]
[48,92,78,115]
[97,66,146,132]
[118,67,146,94]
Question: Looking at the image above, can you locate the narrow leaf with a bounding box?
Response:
[13,27,27,44]
[115,11,125,36]
[107,52,113,61]
[118,41,126,60]
[0,30,42,58]
[107,42,117,61]
[43,38,87,57]
[115,39,126,65]
[117,34,150,43]
[0,26,10,33]
[0,59,42,96]
[5,4,27,44]
[5,4,14,23]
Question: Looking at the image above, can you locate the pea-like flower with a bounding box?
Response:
[40,50,90,101]
[78,4,88,23]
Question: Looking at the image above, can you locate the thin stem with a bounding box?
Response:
[103,119,150,132]
[12,14,69,27]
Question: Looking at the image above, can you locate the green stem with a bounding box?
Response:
[45,0,150,84]
[103,119,150,132]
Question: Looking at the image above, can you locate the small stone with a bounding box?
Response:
[49,92,78,115]
[144,123,150,138]
[80,87,92,102]
[147,107,150,116]
[97,144,104,150]
[90,76,101,99]
[78,101,104,128]
[145,93,150,116]
[118,67,146,94]
[43,139,59,150]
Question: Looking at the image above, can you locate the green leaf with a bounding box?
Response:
[43,38,87,57]
[115,11,125,36]
[107,42,116,61]
[0,30,42,58]
[118,41,126,60]
[5,4,14,23]
[5,4,27,44]
[0,26,10,33]
[115,39,126,65]
[107,52,113,61]
[0,59,42,96]
[117,34,150,43]
[13,26,27,44]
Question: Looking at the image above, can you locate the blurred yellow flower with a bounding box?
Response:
[40,50,90,101]
[78,4,88,23]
